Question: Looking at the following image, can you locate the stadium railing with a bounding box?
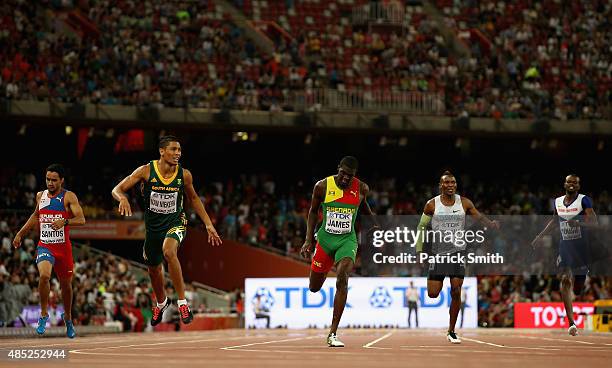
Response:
[290,89,445,114]
[352,2,410,27]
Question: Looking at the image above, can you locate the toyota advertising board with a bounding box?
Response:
[514,302,595,328]
[245,277,477,329]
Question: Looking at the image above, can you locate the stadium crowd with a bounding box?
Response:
[0,0,609,118]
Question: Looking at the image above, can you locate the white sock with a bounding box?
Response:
[177,299,187,307]
[157,297,168,308]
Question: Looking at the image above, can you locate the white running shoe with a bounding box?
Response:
[568,324,578,336]
[447,331,461,344]
[327,333,345,347]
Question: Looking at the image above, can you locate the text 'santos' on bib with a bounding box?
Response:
[39,214,66,244]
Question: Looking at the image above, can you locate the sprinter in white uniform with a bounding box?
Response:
[532,174,598,336]
[415,171,499,343]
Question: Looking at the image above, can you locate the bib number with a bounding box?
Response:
[560,221,581,241]
[149,192,178,214]
[325,211,353,234]
[40,222,65,244]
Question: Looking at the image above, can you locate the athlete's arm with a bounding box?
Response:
[183,169,222,246]
[112,164,148,217]
[579,207,599,228]
[532,201,559,248]
[359,181,379,233]
[13,191,42,248]
[532,216,558,248]
[572,196,599,228]
[359,182,375,216]
[463,197,500,230]
[415,199,434,253]
[51,191,86,230]
[300,180,325,259]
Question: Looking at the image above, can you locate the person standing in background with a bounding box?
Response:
[406,281,419,328]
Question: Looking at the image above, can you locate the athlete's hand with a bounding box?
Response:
[12,233,23,248]
[51,219,66,230]
[300,241,315,259]
[118,197,132,217]
[206,224,222,246]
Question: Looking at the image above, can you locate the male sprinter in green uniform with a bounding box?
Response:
[300,156,375,347]
[112,136,222,325]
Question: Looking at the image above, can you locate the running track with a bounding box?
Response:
[1,328,610,367]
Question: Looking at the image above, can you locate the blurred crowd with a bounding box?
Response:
[0,0,609,118]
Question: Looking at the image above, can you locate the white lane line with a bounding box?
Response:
[400,345,459,348]
[516,335,596,345]
[363,332,393,349]
[226,348,404,356]
[220,335,323,350]
[461,337,505,348]
[400,345,561,351]
[69,351,163,357]
[71,335,260,355]
[399,348,554,356]
[0,338,137,349]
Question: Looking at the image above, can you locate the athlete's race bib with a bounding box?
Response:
[325,210,353,234]
[40,222,66,244]
[149,191,178,214]
[560,221,582,241]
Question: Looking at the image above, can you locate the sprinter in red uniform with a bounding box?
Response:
[13,164,86,338]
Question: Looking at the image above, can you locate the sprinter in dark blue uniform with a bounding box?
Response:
[532,174,598,336]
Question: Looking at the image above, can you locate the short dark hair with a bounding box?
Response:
[339,156,358,170]
[46,163,65,179]
[440,170,454,182]
[159,135,180,149]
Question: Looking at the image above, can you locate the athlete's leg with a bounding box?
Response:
[560,271,575,325]
[309,271,327,292]
[448,277,464,333]
[148,264,166,303]
[144,232,167,303]
[162,237,185,300]
[330,257,353,335]
[58,276,73,320]
[310,242,334,292]
[427,279,443,298]
[37,261,53,317]
[573,274,587,296]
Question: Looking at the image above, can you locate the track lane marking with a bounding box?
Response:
[363,332,393,349]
